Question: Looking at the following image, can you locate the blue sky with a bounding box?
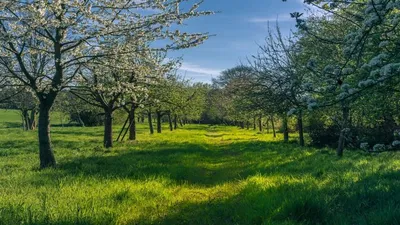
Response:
[169,0,311,83]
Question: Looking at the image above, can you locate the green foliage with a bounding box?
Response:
[0,110,399,224]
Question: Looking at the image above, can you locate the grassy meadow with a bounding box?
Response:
[0,110,399,225]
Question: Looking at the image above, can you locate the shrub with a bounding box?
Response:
[308,115,339,147]
[354,117,398,147]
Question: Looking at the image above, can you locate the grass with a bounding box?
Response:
[0,110,399,225]
[0,109,69,129]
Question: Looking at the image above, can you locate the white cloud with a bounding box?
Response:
[249,14,294,23]
[179,62,223,76]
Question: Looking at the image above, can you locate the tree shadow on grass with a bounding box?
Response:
[134,169,400,225]
[51,129,104,137]
[136,182,328,225]
[0,122,22,128]
[53,141,322,186]
[177,125,211,131]
[0,140,37,157]
[5,168,400,225]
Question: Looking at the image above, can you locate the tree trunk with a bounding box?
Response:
[337,103,350,157]
[258,114,263,132]
[174,114,178,130]
[129,104,136,141]
[271,115,276,138]
[38,104,56,169]
[240,121,245,129]
[298,111,304,146]
[253,116,256,130]
[246,121,250,130]
[179,119,183,127]
[22,109,29,131]
[29,109,37,130]
[168,112,173,131]
[76,110,85,127]
[283,114,289,143]
[156,111,162,133]
[103,109,113,148]
[148,111,154,134]
[266,119,270,133]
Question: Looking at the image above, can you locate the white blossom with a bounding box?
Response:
[360,142,369,150]
[342,68,354,75]
[302,82,314,91]
[392,140,400,147]
[341,84,350,92]
[307,101,318,111]
[368,54,388,67]
[379,41,389,48]
[372,144,386,152]
[287,108,297,116]
[358,79,376,88]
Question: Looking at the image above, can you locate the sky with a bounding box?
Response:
[169,0,312,83]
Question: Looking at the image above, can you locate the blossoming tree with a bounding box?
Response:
[0,0,213,168]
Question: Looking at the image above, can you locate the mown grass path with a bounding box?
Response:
[0,112,399,224]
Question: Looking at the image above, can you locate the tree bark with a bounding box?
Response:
[174,114,178,130]
[179,119,183,127]
[29,109,37,130]
[75,109,85,127]
[271,115,276,138]
[103,109,113,148]
[38,104,56,169]
[156,111,162,133]
[148,111,154,134]
[22,109,29,131]
[337,103,350,157]
[129,104,136,141]
[168,112,173,131]
[298,111,304,146]
[253,116,256,130]
[283,114,289,143]
[258,114,263,132]
[246,121,250,130]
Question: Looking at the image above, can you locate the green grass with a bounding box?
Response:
[0,109,22,128]
[0,110,399,225]
[0,109,69,129]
